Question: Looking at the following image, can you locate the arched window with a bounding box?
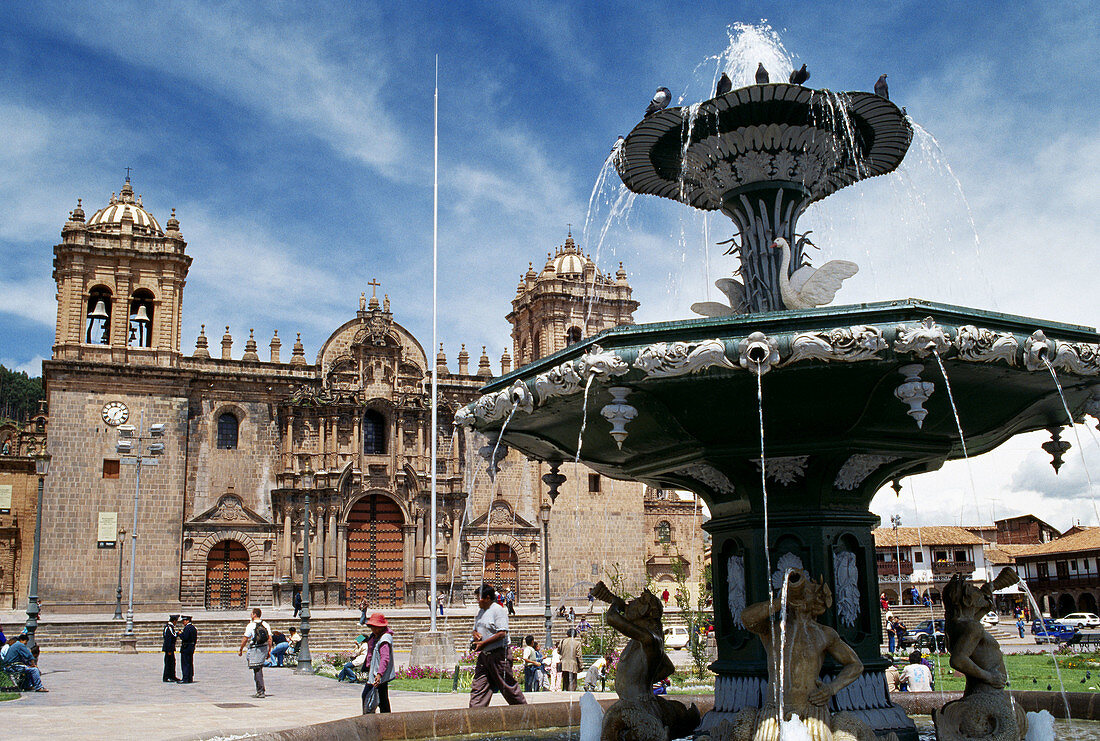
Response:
[85,286,112,344]
[128,289,155,348]
[217,413,239,449]
[656,521,672,544]
[363,410,386,454]
[566,326,582,346]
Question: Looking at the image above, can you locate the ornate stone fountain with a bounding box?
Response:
[459,81,1100,740]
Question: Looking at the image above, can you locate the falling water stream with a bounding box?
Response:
[931,351,984,527]
[1043,360,1100,524]
[1018,578,1073,722]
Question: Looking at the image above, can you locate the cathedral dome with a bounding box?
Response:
[548,233,598,278]
[86,178,163,236]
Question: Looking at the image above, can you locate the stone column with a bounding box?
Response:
[414,511,425,578]
[281,505,292,580]
[395,413,404,464]
[326,505,338,579]
[354,414,362,469]
[284,411,294,471]
[317,413,326,468]
[337,524,348,584]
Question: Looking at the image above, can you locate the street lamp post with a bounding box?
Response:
[116,413,166,652]
[539,503,552,652]
[891,514,903,604]
[296,468,315,674]
[539,462,565,654]
[23,452,51,650]
[113,526,126,620]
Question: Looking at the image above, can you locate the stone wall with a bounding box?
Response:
[0,456,38,609]
[41,379,189,610]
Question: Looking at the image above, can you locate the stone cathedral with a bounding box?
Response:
[34,178,706,613]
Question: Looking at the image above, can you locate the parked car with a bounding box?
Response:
[979,611,999,626]
[901,619,946,652]
[1031,619,1077,644]
[663,625,690,650]
[1062,612,1100,629]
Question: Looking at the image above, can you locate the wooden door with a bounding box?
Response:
[206,540,249,609]
[484,543,518,601]
[346,494,404,607]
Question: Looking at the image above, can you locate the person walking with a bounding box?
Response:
[239,608,272,698]
[522,635,540,692]
[361,613,396,713]
[560,628,583,691]
[587,590,595,614]
[1017,617,1026,638]
[179,616,197,683]
[468,584,526,707]
[162,614,181,682]
[292,591,302,618]
[506,589,516,616]
[886,615,898,655]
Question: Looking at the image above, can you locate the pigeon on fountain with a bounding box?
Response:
[644,87,671,117]
[755,63,769,84]
[771,237,859,310]
[875,73,889,99]
[716,73,732,96]
[788,64,810,85]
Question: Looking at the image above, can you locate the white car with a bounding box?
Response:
[980,611,999,626]
[1062,612,1100,629]
[664,625,690,650]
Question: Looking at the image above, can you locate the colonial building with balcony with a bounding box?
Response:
[873,526,990,605]
[1015,527,1100,618]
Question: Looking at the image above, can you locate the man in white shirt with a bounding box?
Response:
[901,650,933,692]
[469,584,527,707]
[238,608,272,698]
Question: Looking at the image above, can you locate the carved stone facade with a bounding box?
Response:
[38,181,705,612]
[0,410,47,608]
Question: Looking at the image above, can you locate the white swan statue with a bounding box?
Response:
[690,277,748,317]
[773,237,859,310]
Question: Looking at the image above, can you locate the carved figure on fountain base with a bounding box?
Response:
[932,569,1026,741]
[590,580,700,741]
[700,570,895,741]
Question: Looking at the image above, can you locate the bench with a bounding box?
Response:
[1064,632,1100,650]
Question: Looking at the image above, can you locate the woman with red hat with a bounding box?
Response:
[362,613,395,713]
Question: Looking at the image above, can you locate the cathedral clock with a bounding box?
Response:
[102,401,129,426]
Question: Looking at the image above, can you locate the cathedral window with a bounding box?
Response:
[217,413,239,449]
[103,459,120,479]
[588,473,601,493]
[656,521,672,544]
[363,410,386,454]
[85,286,112,344]
[566,326,582,346]
[128,289,155,348]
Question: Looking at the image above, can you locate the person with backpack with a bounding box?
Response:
[238,608,272,698]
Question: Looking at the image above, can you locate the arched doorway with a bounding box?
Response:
[205,540,249,609]
[484,543,519,601]
[347,494,404,607]
[1080,592,1098,614]
[1057,593,1077,617]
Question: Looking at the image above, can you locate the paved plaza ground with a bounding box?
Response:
[2,650,615,741]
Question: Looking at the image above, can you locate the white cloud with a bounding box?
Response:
[0,355,46,377]
[0,278,56,327]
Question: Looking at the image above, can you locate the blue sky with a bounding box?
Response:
[1,1,1098,529]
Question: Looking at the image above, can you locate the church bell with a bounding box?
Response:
[88,300,109,320]
[130,304,151,323]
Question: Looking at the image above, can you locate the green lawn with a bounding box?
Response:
[0,692,18,701]
[924,652,1100,693]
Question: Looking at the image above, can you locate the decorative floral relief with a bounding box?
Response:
[579,345,630,380]
[727,555,746,629]
[672,463,736,496]
[894,317,951,358]
[833,550,861,628]
[782,325,887,366]
[771,552,804,591]
[533,360,585,404]
[752,455,810,485]
[634,340,736,378]
[834,454,900,491]
[1025,331,1100,375]
[954,325,1018,366]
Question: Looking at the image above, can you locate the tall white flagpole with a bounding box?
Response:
[429,55,439,633]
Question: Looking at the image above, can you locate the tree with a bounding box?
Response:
[672,553,713,678]
[0,365,44,422]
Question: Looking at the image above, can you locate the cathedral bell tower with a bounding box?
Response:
[506,230,638,366]
[52,177,191,366]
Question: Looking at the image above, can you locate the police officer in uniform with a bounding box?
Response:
[162,614,180,682]
[179,615,197,683]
